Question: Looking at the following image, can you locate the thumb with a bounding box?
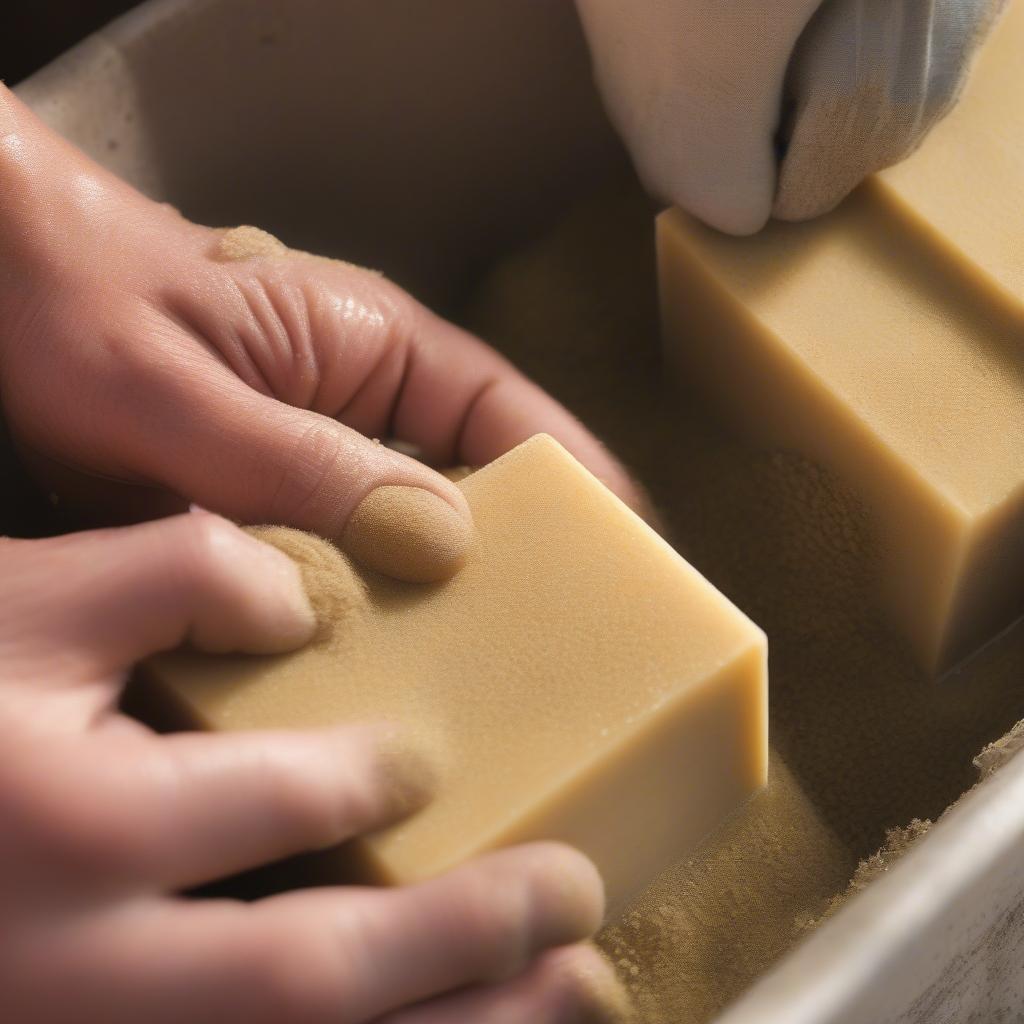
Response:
[134,374,474,583]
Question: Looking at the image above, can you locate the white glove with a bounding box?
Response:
[576,0,1007,235]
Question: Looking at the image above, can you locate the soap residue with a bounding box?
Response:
[597,754,852,1023]
[215,225,289,261]
[802,716,1024,933]
[975,718,1024,779]
[798,818,933,931]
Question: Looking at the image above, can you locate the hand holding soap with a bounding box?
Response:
[143,435,768,911]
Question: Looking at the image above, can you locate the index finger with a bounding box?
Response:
[302,266,643,514]
[390,307,644,512]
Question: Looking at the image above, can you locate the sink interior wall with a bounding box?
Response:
[45,0,631,310]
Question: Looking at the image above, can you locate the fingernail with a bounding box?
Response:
[573,950,636,1024]
[341,485,473,583]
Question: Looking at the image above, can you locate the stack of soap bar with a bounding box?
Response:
[659,3,1024,675]
[144,435,767,911]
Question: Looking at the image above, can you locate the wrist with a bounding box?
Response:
[0,85,57,265]
[0,85,132,367]
[0,87,64,339]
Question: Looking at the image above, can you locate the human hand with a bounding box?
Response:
[0,511,625,1023]
[0,85,642,583]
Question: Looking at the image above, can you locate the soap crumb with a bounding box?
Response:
[212,223,378,277]
[215,225,289,262]
[974,718,1024,779]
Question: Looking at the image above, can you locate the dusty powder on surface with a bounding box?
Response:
[805,715,1024,933]
[246,525,367,645]
[799,818,933,931]
[213,223,375,276]
[975,718,1024,779]
[597,754,852,1023]
[458,176,1024,1022]
[215,225,289,261]
[340,485,473,584]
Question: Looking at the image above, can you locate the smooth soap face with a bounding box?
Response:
[658,19,1024,674]
[876,1,1024,307]
[144,435,767,911]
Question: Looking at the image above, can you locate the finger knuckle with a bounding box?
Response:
[45,800,148,879]
[450,866,534,973]
[247,922,350,1024]
[375,286,419,353]
[259,753,341,848]
[0,747,137,878]
[269,419,348,527]
[0,538,36,621]
[0,753,41,850]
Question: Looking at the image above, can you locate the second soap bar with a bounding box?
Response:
[144,435,768,912]
[659,6,1024,676]
[659,189,1024,675]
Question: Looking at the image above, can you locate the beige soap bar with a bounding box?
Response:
[144,435,767,910]
[875,0,1024,309]
[659,7,1024,674]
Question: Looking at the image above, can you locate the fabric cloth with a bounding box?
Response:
[575,0,1007,234]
